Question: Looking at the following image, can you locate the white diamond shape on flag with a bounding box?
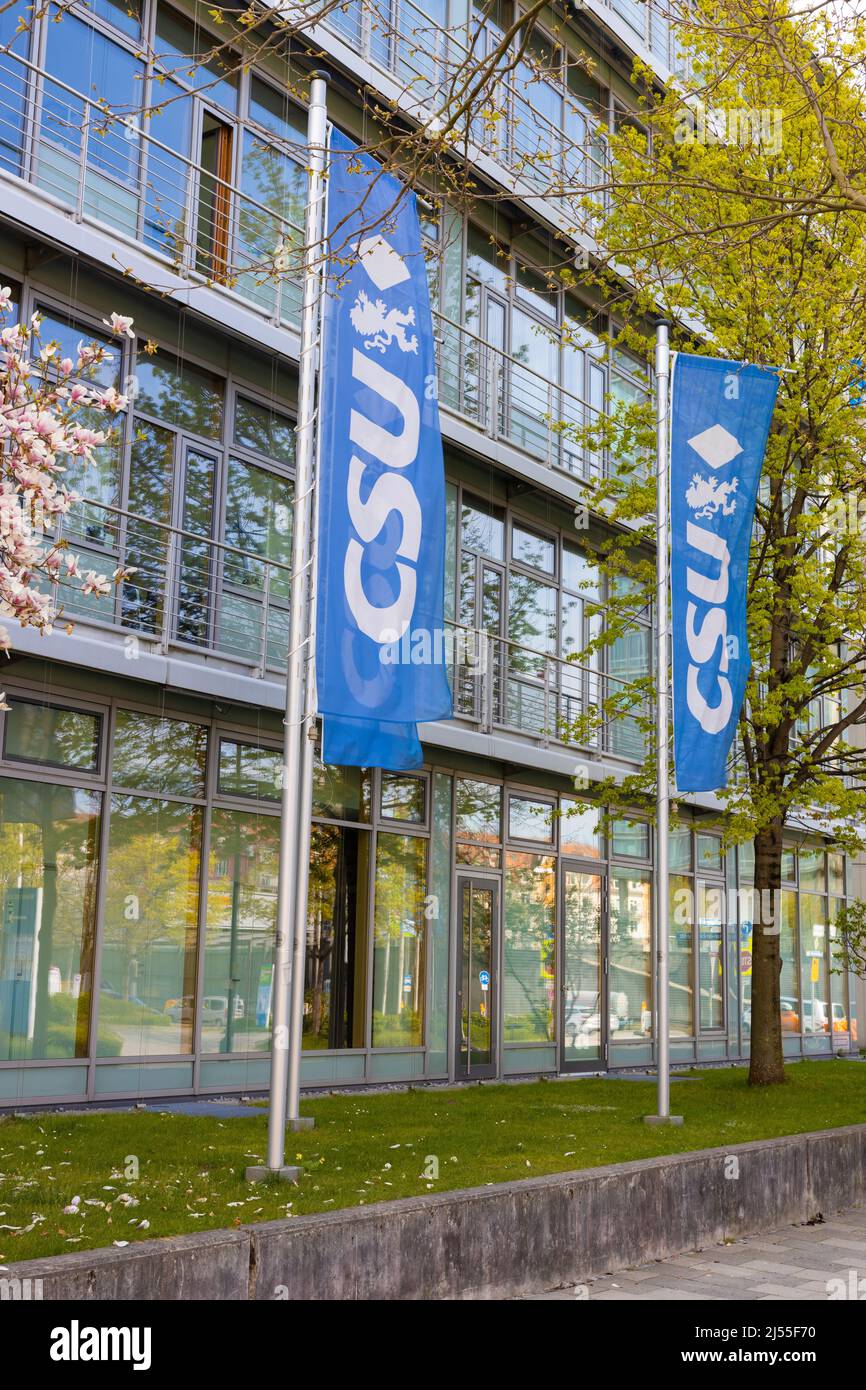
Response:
[687,423,743,469]
[354,235,411,291]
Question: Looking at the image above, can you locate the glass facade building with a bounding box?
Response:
[0,0,860,1104]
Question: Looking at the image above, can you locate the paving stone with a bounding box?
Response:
[525,1203,866,1301]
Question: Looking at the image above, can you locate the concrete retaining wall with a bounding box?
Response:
[7,1124,866,1300]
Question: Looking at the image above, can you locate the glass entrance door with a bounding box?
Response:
[456,876,498,1079]
[560,863,605,1069]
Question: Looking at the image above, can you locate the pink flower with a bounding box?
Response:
[0,287,12,312]
[103,313,135,339]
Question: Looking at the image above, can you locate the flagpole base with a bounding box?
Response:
[245,1164,303,1183]
[286,1116,315,1132]
[643,1114,684,1126]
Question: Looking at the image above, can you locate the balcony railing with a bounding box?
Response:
[52,497,647,763]
[322,0,609,212]
[0,49,303,327]
[433,308,604,480]
[1,45,620,483]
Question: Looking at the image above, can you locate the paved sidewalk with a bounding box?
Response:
[525,1205,866,1300]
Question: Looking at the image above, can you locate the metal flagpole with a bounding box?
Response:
[645,321,682,1128]
[246,70,329,1182]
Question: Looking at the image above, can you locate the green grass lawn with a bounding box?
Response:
[1,1060,864,1264]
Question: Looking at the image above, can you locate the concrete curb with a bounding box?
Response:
[6,1124,865,1300]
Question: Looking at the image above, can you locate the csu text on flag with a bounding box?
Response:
[670,354,778,794]
[316,129,452,769]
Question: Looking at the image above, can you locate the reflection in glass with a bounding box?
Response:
[609,868,652,1039]
[372,832,426,1046]
[101,795,201,1056]
[696,834,722,871]
[561,869,602,1061]
[828,897,852,1050]
[112,711,207,797]
[304,824,369,1049]
[612,819,649,859]
[559,799,601,859]
[233,395,295,466]
[508,795,553,843]
[312,753,371,822]
[800,894,828,1036]
[503,851,555,1041]
[176,447,215,646]
[668,825,691,871]
[4,700,100,772]
[202,808,278,1053]
[459,882,494,1072]
[122,418,175,635]
[461,496,504,561]
[218,740,281,801]
[698,881,725,1030]
[669,874,694,1036]
[0,777,100,1060]
[135,350,223,438]
[455,778,501,844]
[380,774,425,823]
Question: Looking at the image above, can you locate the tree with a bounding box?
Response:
[0,294,131,681]
[563,0,866,1085]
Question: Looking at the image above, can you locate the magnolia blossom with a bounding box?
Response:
[0,305,134,650]
[103,313,135,339]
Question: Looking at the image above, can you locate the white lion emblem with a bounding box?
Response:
[349,289,419,354]
[685,474,739,519]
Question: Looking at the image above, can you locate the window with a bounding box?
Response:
[562,543,601,599]
[828,853,845,896]
[800,894,828,1037]
[0,777,100,1061]
[669,874,694,1036]
[461,497,504,561]
[372,832,426,1046]
[696,834,722,872]
[609,868,652,1040]
[218,740,281,802]
[221,457,293,665]
[100,794,202,1055]
[799,848,826,893]
[559,799,601,859]
[511,523,555,575]
[112,711,208,797]
[0,4,31,176]
[503,851,555,1041]
[135,349,224,438]
[312,753,371,822]
[612,819,649,859]
[380,774,426,824]
[201,807,278,1053]
[305,823,370,1049]
[508,794,553,843]
[122,419,174,637]
[41,11,144,238]
[34,305,119,388]
[455,778,501,867]
[668,825,691,872]
[234,395,295,466]
[154,5,239,113]
[698,882,725,1030]
[4,700,101,773]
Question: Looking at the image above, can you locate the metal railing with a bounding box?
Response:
[52,497,647,762]
[0,49,304,327]
[322,0,610,211]
[433,307,605,480]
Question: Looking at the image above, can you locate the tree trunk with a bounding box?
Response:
[748,817,786,1086]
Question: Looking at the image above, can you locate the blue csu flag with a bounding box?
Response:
[316,129,452,770]
[670,354,779,793]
